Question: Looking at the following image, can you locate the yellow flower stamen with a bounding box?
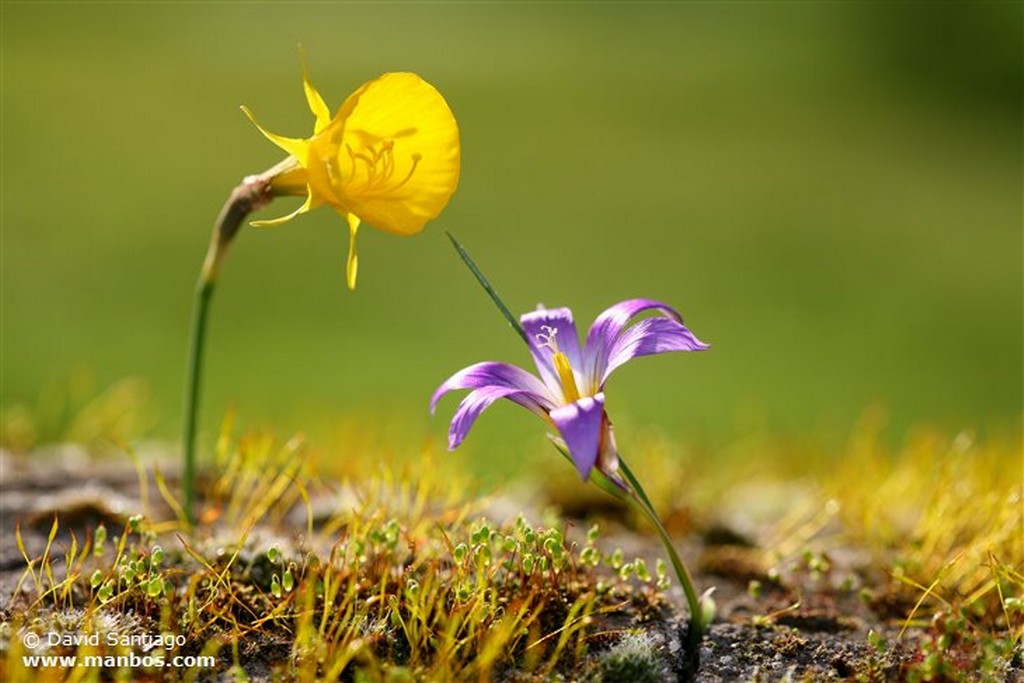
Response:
[536,326,581,403]
[346,140,422,197]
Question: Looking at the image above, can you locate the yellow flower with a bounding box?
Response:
[242,63,461,289]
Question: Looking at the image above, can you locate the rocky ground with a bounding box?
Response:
[1,445,1020,682]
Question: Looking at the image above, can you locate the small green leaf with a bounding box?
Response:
[282,568,294,593]
[146,577,163,597]
[93,525,107,556]
[453,543,468,563]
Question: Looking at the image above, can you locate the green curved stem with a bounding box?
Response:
[182,276,215,526]
[618,456,706,644]
[181,175,275,526]
[446,231,530,347]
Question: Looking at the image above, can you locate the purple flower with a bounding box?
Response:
[430,298,709,481]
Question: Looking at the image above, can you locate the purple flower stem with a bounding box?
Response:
[445,231,531,347]
[619,456,706,645]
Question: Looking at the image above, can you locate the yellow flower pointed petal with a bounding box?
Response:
[240,106,307,161]
[344,213,360,290]
[301,54,332,134]
[250,192,316,227]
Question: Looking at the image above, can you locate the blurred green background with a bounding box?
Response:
[3,3,1020,477]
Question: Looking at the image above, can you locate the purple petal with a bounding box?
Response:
[430,361,555,414]
[583,298,690,383]
[601,317,709,385]
[520,306,583,400]
[550,393,606,480]
[447,386,551,451]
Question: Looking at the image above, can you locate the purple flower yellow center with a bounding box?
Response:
[431,298,709,482]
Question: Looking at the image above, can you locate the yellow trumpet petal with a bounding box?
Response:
[335,72,461,236]
[244,59,460,288]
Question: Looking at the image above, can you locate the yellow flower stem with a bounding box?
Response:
[182,275,214,527]
[182,167,281,526]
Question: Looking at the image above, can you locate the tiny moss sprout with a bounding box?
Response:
[8,420,1022,679]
